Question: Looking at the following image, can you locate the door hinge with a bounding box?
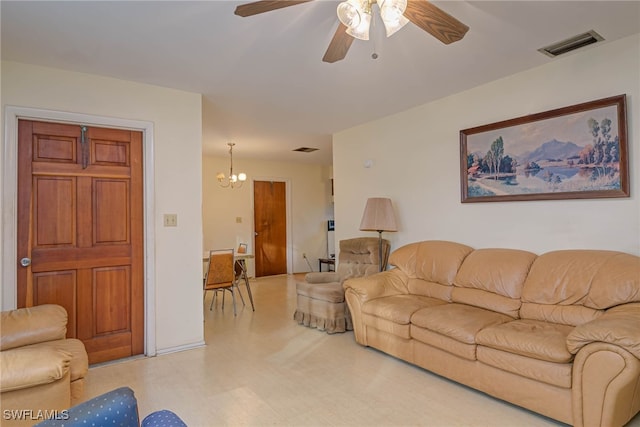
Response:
[80,125,89,169]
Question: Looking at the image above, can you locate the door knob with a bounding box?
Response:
[20,257,31,267]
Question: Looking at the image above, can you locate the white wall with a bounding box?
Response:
[1,61,204,353]
[203,155,333,275]
[334,34,640,256]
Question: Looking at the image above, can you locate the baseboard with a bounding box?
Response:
[156,340,206,356]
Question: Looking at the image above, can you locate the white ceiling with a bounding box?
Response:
[2,1,640,165]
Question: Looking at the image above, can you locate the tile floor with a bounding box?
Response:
[84,274,638,426]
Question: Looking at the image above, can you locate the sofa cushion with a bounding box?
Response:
[24,339,88,382]
[389,241,473,284]
[476,319,574,363]
[0,347,71,392]
[0,305,67,351]
[584,252,640,309]
[411,326,477,360]
[453,248,536,318]
[407,278,453,302]
[411,303,512,344]
[521,250,639,326]
[363,314,412,339]
[477,346,572,388]
[362,295,445,325]
[566,303,640,358]
[519,303,602,326]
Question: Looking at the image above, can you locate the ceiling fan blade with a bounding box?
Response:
[323,23,354,63]
[404,0,469,45]
[234,1,313,17]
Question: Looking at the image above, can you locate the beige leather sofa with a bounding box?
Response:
[1,305,89,426]
[344,240,640,427]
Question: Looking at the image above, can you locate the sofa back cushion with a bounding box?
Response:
[389,241,473,300]
[521,250,640,326]
[453,248,537,318]
[1,304,67,350]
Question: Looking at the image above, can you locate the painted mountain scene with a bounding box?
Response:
[465,104,623,198]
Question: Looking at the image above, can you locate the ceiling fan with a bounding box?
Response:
[234,0,469,63]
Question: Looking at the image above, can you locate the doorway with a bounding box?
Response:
[17,120,144,364]
[253,180,287,277]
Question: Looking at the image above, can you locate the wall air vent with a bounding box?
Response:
[538,30,604,57]
[293,147,318,153]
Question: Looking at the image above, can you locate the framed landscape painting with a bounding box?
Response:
[460,95,629,203]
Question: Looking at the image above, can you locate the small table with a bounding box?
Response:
[234,255,255,311]
[318,258,335,272]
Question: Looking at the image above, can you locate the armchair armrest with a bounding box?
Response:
[305,272,341,284]
[567,302,640,359]
[343,269,409,303]
[1,305,68,350]
[1,347,71,392]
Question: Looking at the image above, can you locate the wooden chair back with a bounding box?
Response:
[204,249,235,290]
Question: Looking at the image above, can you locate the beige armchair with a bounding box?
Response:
[294,237,390,334]
[1,305,88,426]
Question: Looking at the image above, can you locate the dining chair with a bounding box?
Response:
[203,249,237,315]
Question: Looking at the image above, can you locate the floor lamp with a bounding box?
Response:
[359,198,397,272]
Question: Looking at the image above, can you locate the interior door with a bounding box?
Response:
[253,181,287,277]
[17,119,144,364]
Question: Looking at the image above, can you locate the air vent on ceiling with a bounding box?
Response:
[293,147,318,153]
[538,30,604,58]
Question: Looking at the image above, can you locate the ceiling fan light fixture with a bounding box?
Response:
[337,0,364,27]
[379,0,406,22]
[338,0,371,41]
[346,11,371,40]
[379,0,408,37]
[382,14,408,37]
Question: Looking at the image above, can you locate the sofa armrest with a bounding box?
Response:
[1,347,71,392]
[343,269,409,302]
[567,302,640,359]
[305,272,341,284]
[1,305,68,351]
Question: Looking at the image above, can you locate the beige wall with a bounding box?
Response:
[203,155,333,276]
[334,34,640,256]
[1,61,204,353]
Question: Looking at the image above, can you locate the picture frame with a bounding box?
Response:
[460,94,629,203]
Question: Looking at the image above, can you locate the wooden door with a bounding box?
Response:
[253,181,287,277]
[17,120,144,364]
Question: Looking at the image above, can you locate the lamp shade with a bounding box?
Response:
[359,198,398,232]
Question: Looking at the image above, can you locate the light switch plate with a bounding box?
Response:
[164,214,178,227]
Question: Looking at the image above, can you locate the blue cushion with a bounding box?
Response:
[36,386,140,427]
[141,410,187,427]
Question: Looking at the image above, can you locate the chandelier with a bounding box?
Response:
[216,142,247,189]
[337,0,409,41]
